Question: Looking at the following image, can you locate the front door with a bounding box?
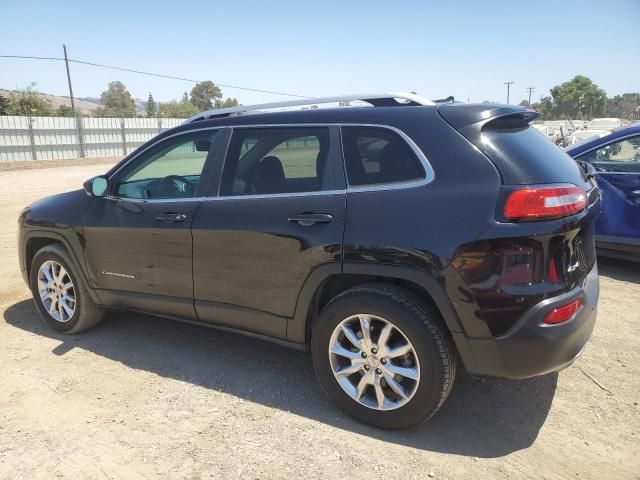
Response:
[577,134,640,254]
[83,129,221,318]
[191,126,346,339]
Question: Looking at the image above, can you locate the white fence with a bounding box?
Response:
[0,116,185,162]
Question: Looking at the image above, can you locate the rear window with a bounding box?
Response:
[341,127,424,186]
[475,121,589,186]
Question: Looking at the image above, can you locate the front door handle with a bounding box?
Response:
[288,213,334,226]
[155,213,187,223]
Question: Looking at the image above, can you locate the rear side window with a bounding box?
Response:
[341,127,424,186]
[220,127,330,196]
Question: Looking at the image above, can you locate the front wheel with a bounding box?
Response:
[30,244,105,334]
[311,284,456,429]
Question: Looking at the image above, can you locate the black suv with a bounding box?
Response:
[18,93,600,429]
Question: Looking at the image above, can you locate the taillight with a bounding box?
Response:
[543,298,583,325]
[504,185,586,221]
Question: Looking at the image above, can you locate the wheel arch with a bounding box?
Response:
[23,230,102,305]
[288,262,464,346]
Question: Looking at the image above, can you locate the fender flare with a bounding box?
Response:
[287,261,464,344]
[22,229,103,305]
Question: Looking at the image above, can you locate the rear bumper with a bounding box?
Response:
[452,263,599,379]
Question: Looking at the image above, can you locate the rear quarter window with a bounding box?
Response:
[341,127,424,186]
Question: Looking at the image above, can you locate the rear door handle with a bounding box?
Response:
[155,213,187,223]
[288,213,334,226]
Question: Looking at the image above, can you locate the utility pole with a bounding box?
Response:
[504,81,515,104]
[63,44,84,158]
[526,86,535,106]
[63,44,77,117]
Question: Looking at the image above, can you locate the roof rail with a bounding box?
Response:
[186,92,434,123]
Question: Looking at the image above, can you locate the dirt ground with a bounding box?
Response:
[0,161,639,480]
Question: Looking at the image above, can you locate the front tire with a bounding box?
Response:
[30,244,104,334]
[311,284,456,429]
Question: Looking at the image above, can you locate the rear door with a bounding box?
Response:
[576,134,640,252]
[191,125,346,339]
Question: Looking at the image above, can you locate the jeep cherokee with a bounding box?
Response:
[18,93,600,429]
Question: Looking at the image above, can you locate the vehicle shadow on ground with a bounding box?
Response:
[5,299,557,458]
[598,257,640,285]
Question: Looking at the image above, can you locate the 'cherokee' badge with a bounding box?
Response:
[101,271,136,279]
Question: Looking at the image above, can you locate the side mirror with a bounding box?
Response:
[83,176,109,197]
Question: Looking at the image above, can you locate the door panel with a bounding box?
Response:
[594,173,640,243]
[192,194,344,320]
[191,125,346,339]
[83,198,200,317]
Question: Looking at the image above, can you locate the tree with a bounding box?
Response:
[56,104,75,117]
[0,94,9,115]
[5,83,54,116]
[216,97,239,109]
[549,75,607,119]
[531,96,554,120]
[158,98,199,118]
[606,93,640,119]
[190,81,222,110]
[96,81,136,117]
[519,100,530,108]
[145,93,158,117]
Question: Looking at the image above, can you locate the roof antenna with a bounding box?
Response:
[434,96,455,103]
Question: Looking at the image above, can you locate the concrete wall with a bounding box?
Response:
[0,116,184,162]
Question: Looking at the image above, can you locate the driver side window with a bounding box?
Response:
[578,136,640,173]
[116,131,217,199]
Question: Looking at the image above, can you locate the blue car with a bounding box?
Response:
[566,123,640,261]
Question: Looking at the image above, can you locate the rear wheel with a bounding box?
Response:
[30,244,104,333]
[311,284,456,429]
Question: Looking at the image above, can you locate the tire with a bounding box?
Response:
[311,284,456,429]
[29,243,105,334]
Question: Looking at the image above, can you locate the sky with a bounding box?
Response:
[0,0,639,106]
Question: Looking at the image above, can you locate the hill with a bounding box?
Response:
[0,89,146,116]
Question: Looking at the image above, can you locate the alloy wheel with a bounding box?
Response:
[328,314,420,411]
[37,260,76,323]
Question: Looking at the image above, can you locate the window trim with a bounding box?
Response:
[218,123,434,198]
[338,123,434,192]
[105,123,435,203]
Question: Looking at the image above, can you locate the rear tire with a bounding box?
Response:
[30,243,104,334]
[311,284,456,429]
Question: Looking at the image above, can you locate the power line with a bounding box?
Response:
[0,54,312,99]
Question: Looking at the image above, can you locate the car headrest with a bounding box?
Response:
[255,156,285,194]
